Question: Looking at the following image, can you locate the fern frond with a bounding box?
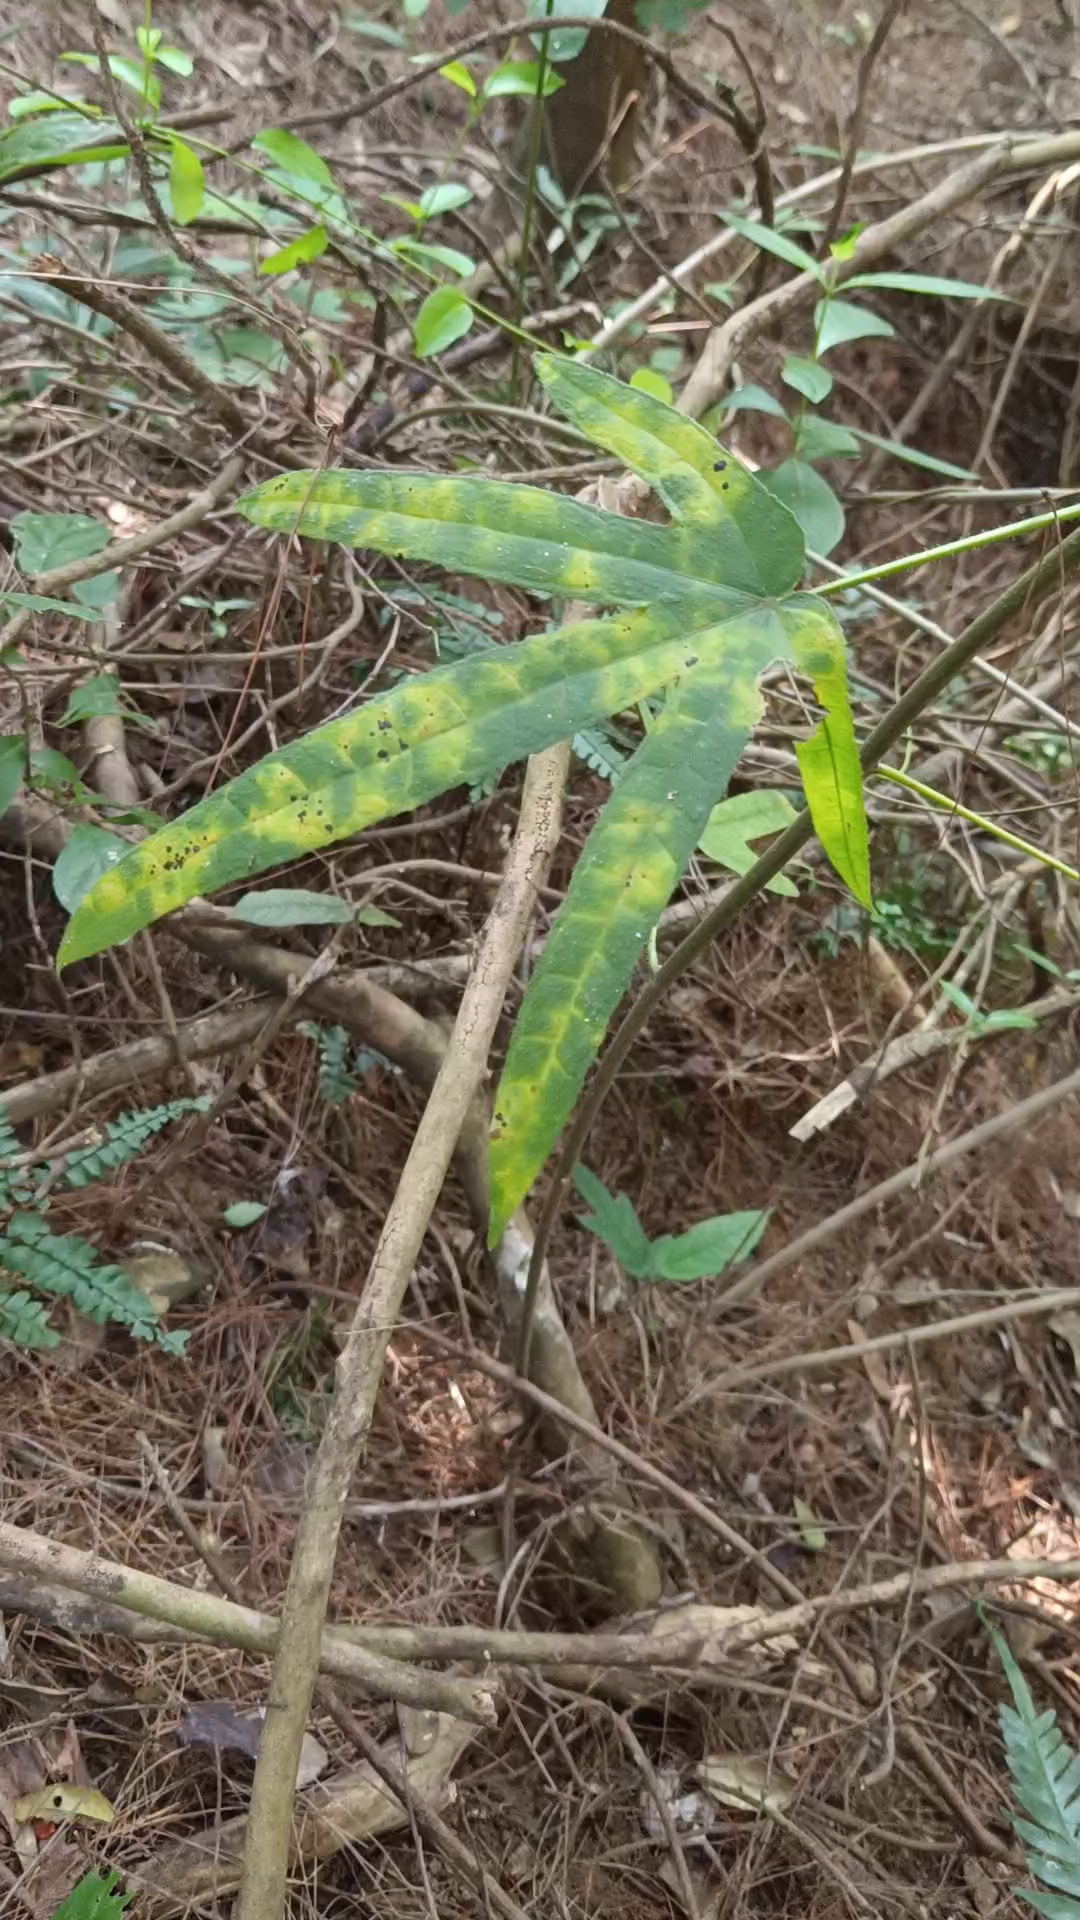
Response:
[989,1614,1080,1919]
[573,728,629,781]
[0,1287,59,1350]
[0,1214,187,1353]
[56,1095,210,1187]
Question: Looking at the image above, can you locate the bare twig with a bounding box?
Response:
[819,0,909,253]
[234,744,569,1920]
[0,1521,496,1721]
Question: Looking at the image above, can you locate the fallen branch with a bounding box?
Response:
[680,130,1080,416]
[234,744,569,1920]
[0,1520,496,1724]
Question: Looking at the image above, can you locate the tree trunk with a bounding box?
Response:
[542,0,648,196]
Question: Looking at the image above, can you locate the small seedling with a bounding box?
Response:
[573,1165,768,1282]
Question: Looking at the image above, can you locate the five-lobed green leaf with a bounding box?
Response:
[57,355,870,1240]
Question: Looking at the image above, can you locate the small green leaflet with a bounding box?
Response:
[223,1200,267,1228]
[0,590,100,621]
[573,1165,768,1281]
[844,271,1009,301]
[58,356,869,1241]
[59,673,124,725]
[759,458,845,557]
[814,297,895,355]
[260,225,328,275]
[253,127,335,191]
[698,788,800,896]
[720,210,824,282]
[781,354,832,404]
[0,735,23,815]
[630,367,674,404]
[53,825,128,911]
[720,383,789,422]
[168,135,204,225]
[414,286,473,356]
[232,886,352,926]
[483,60,565,98]
[0,109,127,183]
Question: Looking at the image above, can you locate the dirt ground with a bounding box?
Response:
[2,2,1080,1917]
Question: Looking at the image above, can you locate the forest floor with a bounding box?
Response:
[2,3,1080,1919]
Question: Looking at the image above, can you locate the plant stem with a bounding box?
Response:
[516,522,1080,1363]
[814,498,1080,596]
[874,764,1080,881]
[511,0,555,399]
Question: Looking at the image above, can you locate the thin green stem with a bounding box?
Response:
[874,765,1080,882]
[814,499,1080,596]
[516,521,1080,1372]
[511,0,555,399]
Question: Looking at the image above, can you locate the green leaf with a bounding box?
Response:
[483,60,566,98]
[814,297,894,355]
[253,127,335,191]
[154,44,194,76]
[223,1200,267,1227]
[414,286,473,356]
[393,236,475,279]
[0,590,100,621]
[59,357,867,1234]
[0,109,126,182]
[168,136,204,225]
[793,1495,826,1551]
[356,905,401,927]
[793,616,871,909]
[720,210,825,283]
[844,271,1010,301]
[417,181,473,216]
[758,458,845,556]
[259,225,328,275]
[437,59,477,95]
[846,427,977,480]
[572,1165,653,1277]
[489,632,785,1238]
[0,734,24,816]
[529,0,608,61]
[53,825,129,911]
[346,16,408,49]
[47,1870,132,1920]
[73,571,119,610]
[828,222,865,261]
[11,510,108,574]
[232,887,353,926]
[8,91,84,119]
[629,366,674,404]
[781,355,833,403]
[649,1208,768,1281]
[59,672,125,724]
[794,417,861,461]
[698,788,799,895]
[719,382,789,422]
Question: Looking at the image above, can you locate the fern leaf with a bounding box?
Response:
[56,1095,210,1187]
[0,1287,59,1350]
[0,1214,187,1352]
[988,1614,1080,1920]
[49,1870,132,1920]
[573,727,629,781]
